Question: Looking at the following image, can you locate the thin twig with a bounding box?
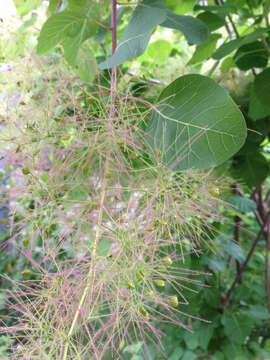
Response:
[227,14,239,38]
[224,212,270,307]
[89,18,112,30]
[117,2,139,5]
[265,218,270,312]
[266,188,270,202]
[109,0,117,122]
[127,71,167,86]
[234,215,242,283]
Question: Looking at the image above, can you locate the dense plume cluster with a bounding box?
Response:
[0,57,224,359]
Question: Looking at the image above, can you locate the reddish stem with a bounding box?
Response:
[266,218,270,312]
[224,212,270,307]
[89,18,112,30]
[117,2,139,4]
[231,184,242,283]
[234,215,242,283]
[109,0,117,122]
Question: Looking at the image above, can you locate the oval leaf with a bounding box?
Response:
[37,10,98,60]
[146,74,247,170]
[226,195,256,214]
[98,0,167,69]
[76,41,97,83]
[248,83,270,120]
[213,28,270,60]
[222,313,253,345]
[221,238,245,263]
[231,152,269,187]
[146,39,172,60]
[197,11,226,32]
[254,67,270,110]
[188,33,221,65]
[194,4,237,13]
[161,12,208,45]
[233,41,268,70]
[165,0,195,14]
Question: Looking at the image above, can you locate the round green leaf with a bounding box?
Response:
[220,238,245,263]
[182,350,197,360]
[213,28,270,60]
[248,83,270,120]
[146,74,247,170]
[37,10,98,60]
[197,323,214,350]
[197,11,226,32]
[146,40,172,60]
[76,41,97,83]
[212,351,225,360]
[184,331,199,350]
[232,152,269,187]
[226,195,256,214]
[37,12,84,55]
[161,12,208,45]
[188,33,221,65]
[244,305,270,323]
[220,56,236,72]
[233,41,268,70]
[166,0,195,14]
[169,347,184,360]
[98,0,167,69]
[222,313,253,345]
[194,4,237,13]
[254,67,270,110]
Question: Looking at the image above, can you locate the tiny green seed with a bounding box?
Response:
[154,148,162,158]
[86,97,96,104]
[22,237,30,247]
[157,266,167,273]
[129,75,140,83]
[137,270,144,280]
[209,186,220,197]
[21,269,33,276]
[158,219,167,226]
[128,280,135,290]
[22,168,30,175]
[129,152,139,160]
[54,117,63,122]
[163,257,173,266]
[139,306,149,318]
[169,295,178,308]
[119,339,125,350]
[154,279,165,287]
